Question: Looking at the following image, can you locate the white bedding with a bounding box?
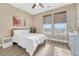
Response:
[12,33,47,55]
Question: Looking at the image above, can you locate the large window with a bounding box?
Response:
[43,11,67,35]
[43,14,52,34]
[54,11,67,35]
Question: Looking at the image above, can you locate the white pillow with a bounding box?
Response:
[21,30,29,34]
[13,30,29,35]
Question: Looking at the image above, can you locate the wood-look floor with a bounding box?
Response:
[0,40,71,56]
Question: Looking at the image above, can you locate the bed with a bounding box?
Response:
[11,28,47,56]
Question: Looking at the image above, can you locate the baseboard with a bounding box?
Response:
[48,39,68,43]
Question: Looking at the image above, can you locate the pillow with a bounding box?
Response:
[21,30,29,34]
[13,30,29,35]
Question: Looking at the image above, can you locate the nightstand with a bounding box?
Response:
[2,37,13,49]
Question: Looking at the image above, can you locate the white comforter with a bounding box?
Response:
[12,33,47,55]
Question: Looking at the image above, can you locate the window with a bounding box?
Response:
[43,14,52,34]
[54,11,67,35]
[54,23,67,35]
[43,11,67,35]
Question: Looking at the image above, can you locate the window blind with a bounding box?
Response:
[54,11,66,23]
[43,14,52,24]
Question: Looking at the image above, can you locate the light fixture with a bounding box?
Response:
[32,3,44,9]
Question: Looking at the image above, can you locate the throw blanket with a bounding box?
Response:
[26,33,46,47]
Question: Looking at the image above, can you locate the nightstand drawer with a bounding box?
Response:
[2,37,13,49]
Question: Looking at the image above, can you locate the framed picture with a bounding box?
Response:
[13,16,26,27]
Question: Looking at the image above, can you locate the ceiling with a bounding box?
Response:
[9,3,72,15]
